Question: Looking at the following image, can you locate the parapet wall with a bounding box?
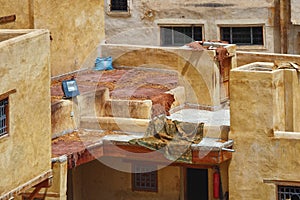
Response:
[101,44,236,107]
[237,51,300,67]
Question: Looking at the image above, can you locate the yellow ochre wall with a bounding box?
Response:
[229,63,300,199]
[0,0,106,76]
[0,29,51,198]
[69,159,181,200]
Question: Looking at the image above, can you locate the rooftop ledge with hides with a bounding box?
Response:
[51,42,236,169]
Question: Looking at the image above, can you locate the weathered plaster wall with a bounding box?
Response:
[237,51,300,67]
[0,0,33,28]
[51,100,79,138]
[70,159,181,200]
[229,63,300,199]
[0,0,105,76]
[0,29,51,197]
[101,44,236,106]
[291,0,300,25]
[34,0,105,76]
[105,0,282,53]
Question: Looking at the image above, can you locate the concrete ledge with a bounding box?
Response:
[203,125,230,140]
[274,131,300,140]
[80,116,150,134]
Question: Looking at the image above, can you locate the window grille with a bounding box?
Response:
[132,163,158,192]
[161,26,203,46]
[278,186,300,200]
[110,0,128,11]
[220,26,263,45]
[0,98,8,137]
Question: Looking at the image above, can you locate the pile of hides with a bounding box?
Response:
[129,115,204,163]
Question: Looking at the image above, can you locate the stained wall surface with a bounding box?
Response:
[229,63,300,199]
[104,0,300,53]
[34,0,105,76]
[0,0,106,76]
[291,0,300,25]
[0,30,51,197]
[0,0,33,29]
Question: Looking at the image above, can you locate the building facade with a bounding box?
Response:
[105,0,300,54]
[0,0,106,76]
[229,60,300,199]
[0,29,52,199]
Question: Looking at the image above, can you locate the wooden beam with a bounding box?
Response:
[192,150,232,164]
[0,15,16,25]
[27,178,52,200]
[103,142,232,165]
[0,89,16,100]
[0,170,52,200]
[103,142,170,162]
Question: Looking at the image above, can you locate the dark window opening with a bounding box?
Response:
[161,26,203,46]
[0,98,8,137]
[278,186,300,200]
[220,26,263,45]
[110,0,128,11]
[132,163,158,192]
[187,168,208,200]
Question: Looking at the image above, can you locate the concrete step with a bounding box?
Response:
[80,116,150,133]
[101,99,152,119]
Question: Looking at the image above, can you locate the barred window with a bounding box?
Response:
[0,98,8,137]
[110,0,128,11]
[161,26,203,46]
[132,163,158,192]
[278,186,300,200]
[220,26,263,45]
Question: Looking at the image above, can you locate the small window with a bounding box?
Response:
[132,163,158,192]
[161,26,203,46]
[278,185,300,200]
[0,98,9,137]
[220,26,263,45]
[110,0,128,12]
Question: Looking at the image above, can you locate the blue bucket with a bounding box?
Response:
[94,56,113,71]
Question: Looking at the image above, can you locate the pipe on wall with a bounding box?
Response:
[279,0,289,54]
